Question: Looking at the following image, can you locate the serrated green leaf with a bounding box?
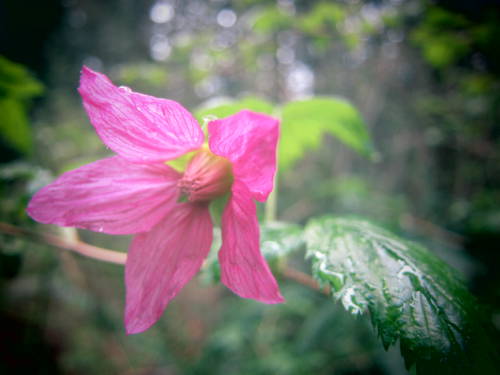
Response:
[279,97,375,170]
[195,97,274,124]
[260,221,305,261]
[199,222,304,284]
[305,216,497,374]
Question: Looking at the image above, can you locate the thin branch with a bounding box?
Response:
[0,221,328,295]
[281,266,330,296]
[0,221,126,265]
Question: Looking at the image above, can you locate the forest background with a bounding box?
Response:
[1,0,500,374]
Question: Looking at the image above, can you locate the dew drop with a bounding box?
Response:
[119,86,132,93]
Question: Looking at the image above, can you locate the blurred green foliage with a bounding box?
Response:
[279,97,376,170]
[196,96,375,171]
[195,97,274,121]
[1,0,500,374]
[115,62,169,92]
[411,7,471,68]
[0,56,43,155]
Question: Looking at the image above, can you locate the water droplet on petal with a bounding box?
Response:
[119,86,132,93]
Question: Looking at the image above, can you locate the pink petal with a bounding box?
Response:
[125,203,213,334]
[208,110,279,202]
[27,156,180,235]
[218,182,284,303]
[78,66,204,163]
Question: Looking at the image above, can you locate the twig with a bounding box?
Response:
[0,221,126,265]
[281,266,330,296]
[0,221,328,295]
[56,227,89,287]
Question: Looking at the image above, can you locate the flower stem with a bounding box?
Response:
[0,221,126,265]
[0,221,327,295]
[281,265,330,296]
[265,173,278,223]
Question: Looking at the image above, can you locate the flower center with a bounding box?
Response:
[177,149,233,203]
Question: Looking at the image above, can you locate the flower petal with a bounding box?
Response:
[27,156,180,235]
[208,110,279,202]
[218,182,284,303]
[125,203,213,334]
[78,66,204,163]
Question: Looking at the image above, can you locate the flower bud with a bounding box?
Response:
[178,149,233,203]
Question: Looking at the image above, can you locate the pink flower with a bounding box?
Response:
[27,66,284,334]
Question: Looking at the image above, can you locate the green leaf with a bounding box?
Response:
[0,57,43,155]
[0,98,32,154]
[0,56,44,98]
[199,221,304,284]
[279,97,375,170]
[260,221,305,261]
[195,97,274,124]
[304,216,497,374]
